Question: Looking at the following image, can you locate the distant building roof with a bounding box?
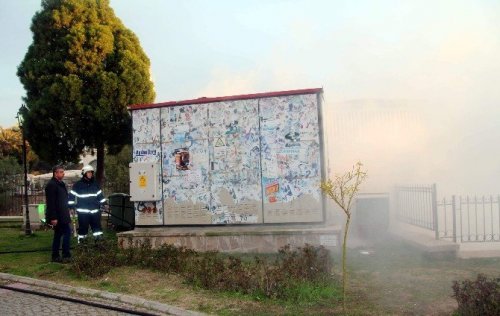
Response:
[31,170,81,188]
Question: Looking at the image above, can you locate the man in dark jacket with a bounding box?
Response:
[45,165,71,262]
[69,165,106,243]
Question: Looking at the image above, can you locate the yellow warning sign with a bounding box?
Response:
[215,137,225,147]
[139,175,147,188]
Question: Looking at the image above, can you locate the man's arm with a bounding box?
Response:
[96,186,106,206]
[45,183,57,225]
[68,186,77,209]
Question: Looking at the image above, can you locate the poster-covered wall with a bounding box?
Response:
[131,89,324,225]
[260,94,323,223]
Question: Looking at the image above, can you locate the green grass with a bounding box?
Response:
[0,227,116,278]
[0,228,53,252]
[0,228,64,277]
[281,280,342,304]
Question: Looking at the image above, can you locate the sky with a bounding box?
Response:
[1,0,500,196]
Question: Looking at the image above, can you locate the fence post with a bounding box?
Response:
[452,195,457,243]
[432,183,438,240]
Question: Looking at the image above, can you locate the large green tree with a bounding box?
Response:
[17,0,155,184]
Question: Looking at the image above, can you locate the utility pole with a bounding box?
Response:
[17,104,31,236]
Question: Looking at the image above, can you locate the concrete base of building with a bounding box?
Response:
[117,224,342,253]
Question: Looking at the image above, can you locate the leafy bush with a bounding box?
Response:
[452,273,500,316]
[222,256,258,292]
[184,244,333,299]
[277,244,332,282]
[125,238,155,268]
[0,156,22,194]
[119,238,196,273]
[253,256,287,298]
[184,251,226,289]
[71,238,334,301]
[258,244,333,299]
[149,243,196,273]
[71,237,120,278]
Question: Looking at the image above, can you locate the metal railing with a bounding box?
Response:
[394,184,438,239]
[0,176,128,216]
[395,184,500,243]
[438,195,500,243]
[0,185,45,216]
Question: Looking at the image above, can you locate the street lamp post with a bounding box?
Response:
[17,104,32,236]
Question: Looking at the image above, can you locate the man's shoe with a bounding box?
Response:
[51,257,62,263]
[61,257,72,264]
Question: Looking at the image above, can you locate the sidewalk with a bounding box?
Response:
[0,272,205,316]
[389,222,459,258]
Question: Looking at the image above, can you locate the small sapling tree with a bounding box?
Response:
[320,161,367,310]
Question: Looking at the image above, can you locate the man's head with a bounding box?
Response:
[81,165,95,180]
[52,165,65,181]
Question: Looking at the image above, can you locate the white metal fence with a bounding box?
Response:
[394,184,500,243]
[438,195,500,243]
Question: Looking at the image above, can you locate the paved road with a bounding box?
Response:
[0,283,142,316]
[0,273,203,316]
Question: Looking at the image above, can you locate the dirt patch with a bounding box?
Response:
[348,238,500,315]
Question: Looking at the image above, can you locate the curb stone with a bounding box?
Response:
[0,272,206,316]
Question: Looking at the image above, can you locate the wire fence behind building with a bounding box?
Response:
[0,174,129,216]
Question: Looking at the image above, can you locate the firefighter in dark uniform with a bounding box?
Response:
[69,165,106,243]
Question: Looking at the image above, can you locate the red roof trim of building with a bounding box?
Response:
[128,88,323,111]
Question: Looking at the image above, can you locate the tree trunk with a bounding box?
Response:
[342,213,351,312]
[96,144,105,186]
